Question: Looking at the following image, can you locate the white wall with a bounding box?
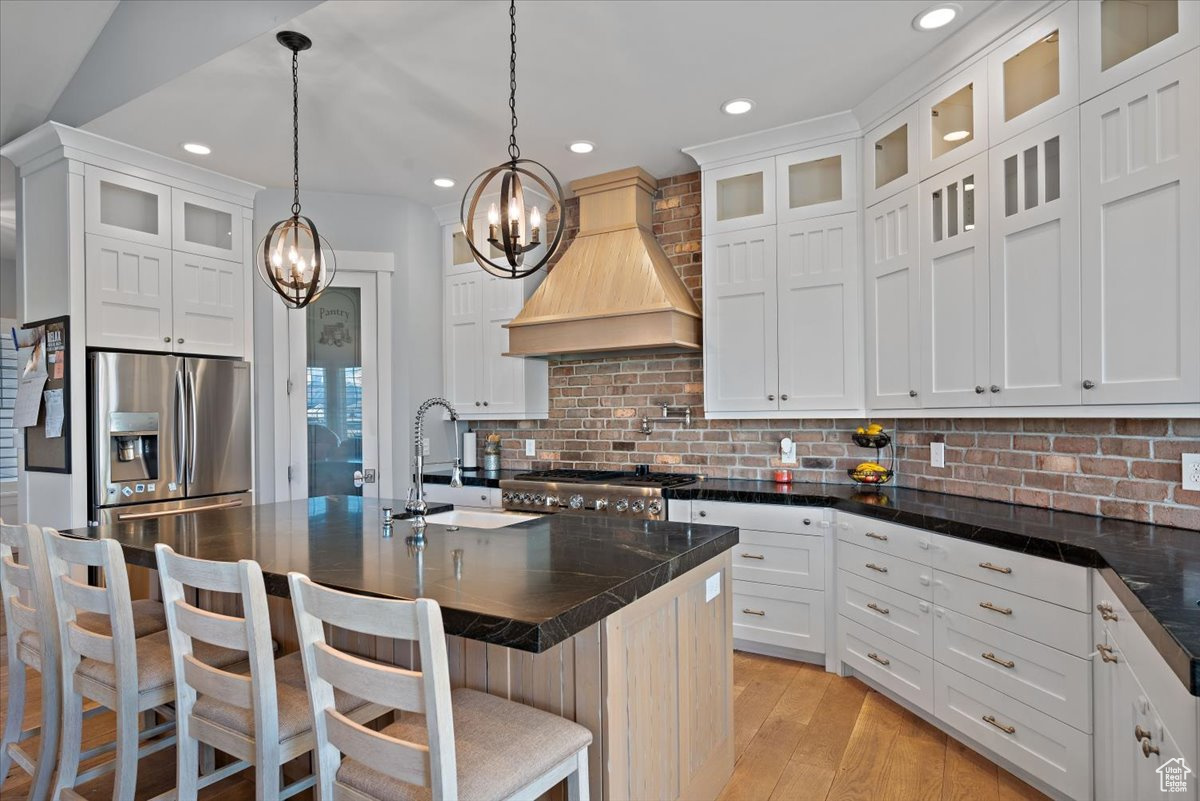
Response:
[0,258,14,318]
[252,188,446,504]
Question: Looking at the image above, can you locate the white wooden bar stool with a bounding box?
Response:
[43,528,243,801]
[155,544,387,801]
[288,572,593,801]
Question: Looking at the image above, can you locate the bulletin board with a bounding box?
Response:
[22,315,71,473]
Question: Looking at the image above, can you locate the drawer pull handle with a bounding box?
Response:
[742,608,766,616]
[1142,739,1160,759]
[979,561,1012,574]
[982,715,1016,735]
[866,602,890,615]
[1096,643,1118,663]
[867,652,890,666]
[982,652,1015,669]
[865,562,888,573]
[1135,725,1153,743]
[740,553,766,560]
[865,531,888,542]
[978,601,1013,616]
[1096,602,1119,622]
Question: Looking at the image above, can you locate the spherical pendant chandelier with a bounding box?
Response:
[460,0,564,280]
[256,31,336,309]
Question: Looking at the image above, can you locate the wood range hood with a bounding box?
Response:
[504,167,702,358]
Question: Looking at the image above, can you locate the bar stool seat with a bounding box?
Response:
[336,688,593,801]
[74,629,245,698]
[191,651,370,745]
[15,599,167,669]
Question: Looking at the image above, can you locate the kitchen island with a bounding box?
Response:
[66,495,739,801]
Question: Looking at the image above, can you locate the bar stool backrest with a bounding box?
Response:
[288,572,458,799]
[0,522,58,670]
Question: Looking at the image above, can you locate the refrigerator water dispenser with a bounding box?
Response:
[107,411,159,481]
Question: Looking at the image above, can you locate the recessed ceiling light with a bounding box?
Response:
[568,141,595,154]
[182,143,211,155]
[721,98,754,116]
[942,129,971,142]
[433,177,456,188]
[913,4,959,31]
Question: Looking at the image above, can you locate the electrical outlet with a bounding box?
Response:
[930,441,946,469]
[422,437,431,457]
[1183,453,1200,491]
[525,439,536,457]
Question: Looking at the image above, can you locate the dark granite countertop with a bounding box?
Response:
[667,478,1200,694]
[64,495,738,653]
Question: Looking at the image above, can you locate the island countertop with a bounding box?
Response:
[64,496,739,653]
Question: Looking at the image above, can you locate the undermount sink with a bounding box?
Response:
[422,509,539,530]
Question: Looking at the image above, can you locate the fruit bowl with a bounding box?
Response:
[848,467,895,485]
[852,431,891,449]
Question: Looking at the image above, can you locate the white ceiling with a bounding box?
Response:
[82,0,992,207]
[0,0,118,145]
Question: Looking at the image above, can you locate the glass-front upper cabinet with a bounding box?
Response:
[171,189,242,262]
[1080,0,1199,101]
[988,4,1079,145]
[919,60,988,179]
[775,139,857,222]
[703,156,776,234]
[863,104,919,207]
[84,165,171,249]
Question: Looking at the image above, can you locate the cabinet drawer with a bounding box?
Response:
[421,484,501,509]
[837,570,932,654]
[935,663,1091,801]
[837,539,932,600]
[733,581,824,654]
[733,529,824,590]
[693,500,820,533]
[839,617,933,710]
[931,533,1089,611]
[935,606,1091,732]
[934,570,1091,657]
[836,513,932,565]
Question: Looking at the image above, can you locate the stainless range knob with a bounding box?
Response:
[568,494,585,510]
[521,493,533,503]
[615,498,629,512]
[502,492,513,502]
[594,498,609,511]
[533,494,546,506]
[545,495,559,507]
[647,499,663,516]
[631,499,645,513]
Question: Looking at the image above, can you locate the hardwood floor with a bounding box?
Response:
[1,641,1052,801]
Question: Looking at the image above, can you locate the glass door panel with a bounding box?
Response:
[305,286,364,498]
[1102,0,1179,70]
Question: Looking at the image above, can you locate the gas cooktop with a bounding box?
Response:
[501,468,700,519]
[512,468,699,489]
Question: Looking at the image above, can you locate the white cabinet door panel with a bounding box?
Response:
[1080,50,1200,404]
[480,276,524,416]
[733,580,824,654]
[864,104,919,207]
[703,228,778,413]
[84,166,171,249]
[987,3,1079,145]
[443,271,482,413]
[839,616,934,710]
[837,569,933,654]
[703,157,776,234]
[775,139,858,222]
[777,213,860,410]
[1079,0,1200,102]
[865,188,921,408]
[85,234,173,351]
[172,252,244,357]
[171,188,243,262]
[733,529,824,590]
[919,60,989,178]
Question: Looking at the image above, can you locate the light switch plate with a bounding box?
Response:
[525,439,536,457]
[705,573,721,603]
[930,441,946,468]
[1183,453,1200,491]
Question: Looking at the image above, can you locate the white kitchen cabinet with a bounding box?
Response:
[443,269,483,414]
[864,104,919,207]
[703,226,779,414]
[85,234,174,352]
[919,60,989,178]
[171,188,242,262]
[1079,0,1200,102]
[1079,50,1200,405]
[84,165,172,249]
[775,140,857,222]
[703,157,776,234]
[171,252,245,357]
[988,110,1082,407]
[776,212,861,411]
[987,3,1079,145]
[864,188,921,409]
[919,153,990,408]
[480,275,526,417]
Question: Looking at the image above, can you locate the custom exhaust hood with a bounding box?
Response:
[503,167,702,358]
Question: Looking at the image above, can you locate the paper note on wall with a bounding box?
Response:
[14,373,47,427]
[44,388,64,438]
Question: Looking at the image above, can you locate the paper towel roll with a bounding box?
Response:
[462,430,478,468]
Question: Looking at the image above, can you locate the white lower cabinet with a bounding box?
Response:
[733,528,824,590]
[837,569,932,654]
[420,484,501,510]
[733,581,824,653]
[838,616,933,710]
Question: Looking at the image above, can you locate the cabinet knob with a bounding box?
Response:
[1142,739,1160,759]
[164,336,171,343]
[767,394,775,401]
[698,510,707,517]
[483,401,489,407]
[1097,643,1118,663]
[975,386,985,394]
[780,394,789,401]
[1135,725,1153,743]
[990,385,1001,393]
[177,338,184,344]
[1083,380,1095,390]
[475,401,481,407]
[802,518,811,526]
[909,390,918,398]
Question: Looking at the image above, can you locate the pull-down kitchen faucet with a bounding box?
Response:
[406,397,463,529]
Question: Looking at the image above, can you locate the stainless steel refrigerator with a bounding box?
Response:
[89,351,252,525]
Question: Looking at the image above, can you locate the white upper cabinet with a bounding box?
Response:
[85,234,173,352]
[776,213,860,411]
[84,166,171,249]
[864,104,919,207]
[171,252,245,357]
[920,60,989,178]
[703,157,776,234]
[1080,50,1200,405]
[988,110,1082,406]
[919,153,990,408]
[443,268,483,414]
[865,187,921,409]
[987,3,1079,145]
[775,140,858,222]
[703,227,779,413]
[1079,0,1200,102]
[479,275,526,417]
[171,189,243,262]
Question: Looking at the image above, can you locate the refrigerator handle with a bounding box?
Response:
[175,370,187,486]
[186,369,198,484]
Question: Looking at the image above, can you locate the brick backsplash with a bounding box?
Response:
[469,172,1199,530]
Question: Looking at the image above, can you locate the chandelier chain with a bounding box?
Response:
[508,0,519,162]
[291,48,302,216]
